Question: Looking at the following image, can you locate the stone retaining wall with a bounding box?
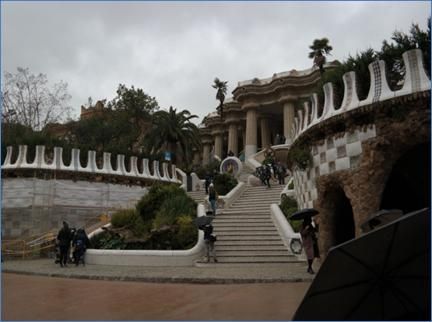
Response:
[1,178,148,238]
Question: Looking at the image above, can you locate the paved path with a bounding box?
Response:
[2,258,319,283]
[1,258,320,320]
[2,273,310,320]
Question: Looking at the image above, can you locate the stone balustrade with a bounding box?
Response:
[1,145,180,184]
[291,49,431,143]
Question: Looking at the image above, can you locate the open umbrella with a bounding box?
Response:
[293,208,430,321]
[290,208,319,221]
[360,209,403,233]
[194,215,214,228]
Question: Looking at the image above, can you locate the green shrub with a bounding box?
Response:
[152,194,196,229]
[111,209,138,228]
[194,160,221,179]
[130,216,152,237]
[287,145,312,171]
[213,173,238,195]
[288,180,294,190]
[174,215,198,249]
[279,196,302,232]
[90,230,125,250]
[136,183,187,221]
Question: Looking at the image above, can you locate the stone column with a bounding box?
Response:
[260,118,271,148]
[245,109,258,159]
[214,134,223,159]
[283,101,295,144]
[193,151,201,165]
[228,123,239,156]
[202,144,211,165]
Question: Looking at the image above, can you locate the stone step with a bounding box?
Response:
[216,215,270,220]
[232,198,281,203]
[213,219,274,228]
[215,250,291,257]
[228,205,273,210]
[215,229,278,235]
[216,245,287,251]
[223,210,270,215]
[209,256,297,263]
[194,261,303,267]
[214,226,277,232]
[216,240,285,246]
[217,235,282,241]
[240,191,282,197]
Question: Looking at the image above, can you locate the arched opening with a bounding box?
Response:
[380,142,430,214]
[332,187,356,245]
[322,185,356,248]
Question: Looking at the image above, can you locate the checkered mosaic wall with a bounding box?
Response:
[293,125,376,209]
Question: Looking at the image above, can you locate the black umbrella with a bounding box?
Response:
[194,215,214,228]
[360,209,403,233]
[290,208,319,221]
[293,208,431,321]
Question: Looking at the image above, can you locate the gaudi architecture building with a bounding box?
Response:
[199,62,339,162]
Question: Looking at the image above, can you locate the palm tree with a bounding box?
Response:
[309,38,333,73]
[212,78,228,118]
[144,106,201,165]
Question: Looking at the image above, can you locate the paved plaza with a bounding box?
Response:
[2,259,317,320]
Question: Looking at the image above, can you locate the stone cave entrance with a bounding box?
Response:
[325,186,356,246]
[380,142,430,214]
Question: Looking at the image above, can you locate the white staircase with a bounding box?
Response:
[211,184,298,265]
[189,163,301,267]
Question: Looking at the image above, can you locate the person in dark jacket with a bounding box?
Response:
[202,224,217,263]
[300,217,319,274]
[72,228,90,266]
[57,221,72,267]
[208,183,218,215]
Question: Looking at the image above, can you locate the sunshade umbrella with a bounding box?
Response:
[360,209,403,233]
[290,208,319,221]
[194,215,214,227]
[293,208,430,321]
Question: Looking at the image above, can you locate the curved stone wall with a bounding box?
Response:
[287,48,430,255]
[290,49,430,142]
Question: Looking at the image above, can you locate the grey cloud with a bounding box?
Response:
[2,1,430,122]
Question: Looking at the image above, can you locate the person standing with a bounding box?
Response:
[208,183,218,215]
[300,216,319,274]
[203,223,217,263]
[72,228,90,266]
[57,221,72,267]
[204,174,211,194]
[276,161,287,185]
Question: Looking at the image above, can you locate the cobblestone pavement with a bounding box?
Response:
[2,258,319,283]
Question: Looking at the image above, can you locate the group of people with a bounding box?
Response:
[56,221,90,267]
[255,146,288,188]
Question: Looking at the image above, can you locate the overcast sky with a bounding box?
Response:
[2,1,430,124]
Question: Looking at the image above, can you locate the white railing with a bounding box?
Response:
[2,145,181,184]
[291,49,430,144]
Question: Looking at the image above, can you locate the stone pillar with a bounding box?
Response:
[245,109,258,159]
[228,123,239,156]
[260,118,271,149]
[283,101,295,144]
[193,151,201,165]
[214,134,223,159]
[202,144,211,165]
